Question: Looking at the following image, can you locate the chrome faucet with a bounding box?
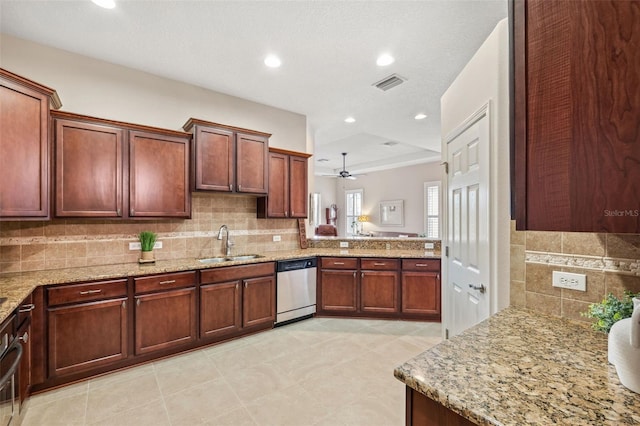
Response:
[217,224,234,256]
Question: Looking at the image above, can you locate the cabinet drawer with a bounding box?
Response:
[201,262,275,284]
[361,258,399,270]
[402,259,440,272]
[134,271,196,294]
[320,257,358,269]
[48,279,128,306]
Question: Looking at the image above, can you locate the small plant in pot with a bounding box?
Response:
[582,291,639,333]
[138,231,157,263]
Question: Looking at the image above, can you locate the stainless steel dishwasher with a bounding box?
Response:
[275,257,317,325]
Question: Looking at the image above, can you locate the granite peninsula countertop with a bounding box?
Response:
[0,247,439,325]
[394,308,640,425]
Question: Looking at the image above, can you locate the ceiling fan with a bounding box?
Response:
[322,152,364,180]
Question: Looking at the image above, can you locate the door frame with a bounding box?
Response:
[441,101,496,339]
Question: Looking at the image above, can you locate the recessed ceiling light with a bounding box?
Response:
[376,54,395,67]
[344,117,356,123]
[383,141,399,147]
[414,113,428,120]
[91,0,116,9]
[264,55,282,68]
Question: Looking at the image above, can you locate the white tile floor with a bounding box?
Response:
[20,318,442,426]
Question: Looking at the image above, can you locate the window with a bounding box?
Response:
[424,181,440,239]
[345,189,363,236]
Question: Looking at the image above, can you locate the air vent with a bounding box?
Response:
[373,74,407,91]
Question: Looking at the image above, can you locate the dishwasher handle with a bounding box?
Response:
[0,338,23,391]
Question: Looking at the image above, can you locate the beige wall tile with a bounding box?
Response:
[46,243,66,260]
[525,263,560,297]
[606,234,640,259]
[605,273,640,298]
[20,221,45,237]
[0,262,20,273]
[0,222,21,238]
[525,292,561,316]
[510,220,525,245]
[526,231,561,252]
[1,245,21,261]
[561,298,593,324]
[22,244,45,261]
[510,280,526,308]
[562,232,605,256]
[510,245,525,281]
[67,242,88,258]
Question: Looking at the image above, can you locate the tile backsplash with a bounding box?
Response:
[0,193,300,273]
[510,221,640,323]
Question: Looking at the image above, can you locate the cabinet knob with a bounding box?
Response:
[353,272,356,278]
[136,298,141,306]
[122,300,126,309]
[361,272,364,278]
[238,185,242,191]
[130,208,135,215]
[117,208,121,216]
[229,184,233,191]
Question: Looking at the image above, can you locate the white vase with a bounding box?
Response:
[608,297,640,393]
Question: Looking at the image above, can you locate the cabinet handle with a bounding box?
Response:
[117,208,121,216]
[236,283,239,290]
[238,184,242,191]
[373,262,386,266]
[353,272,356,278]
[415,263,429,267]
[229,184,233,191]
[361,272,364,278]
[136,298,141,306]
[122,300,126,309]
[19,332,28,343]
[130,208,135,215]
[333,262,345,265]
[79,289,102,295]
[18,304,35,313]
[285,211,288,217]
[159,280,176,285]
[244,282,248,288]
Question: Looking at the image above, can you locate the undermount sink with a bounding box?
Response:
[198,254,263,263]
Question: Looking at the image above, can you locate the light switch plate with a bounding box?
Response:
[425,242,435,249]
[340,242,349,248]
[273,235,281,242]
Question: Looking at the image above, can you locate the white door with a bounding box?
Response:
[446,109,490,338]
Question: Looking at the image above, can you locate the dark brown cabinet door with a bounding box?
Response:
[514,0,640,232]
[236,132,269,194]
[200,281,242,339]
[17,319,31,409]
[242,276,275,328]
[193,126,234,192]
[265,152,289,218]
[288,155,308,218]
[134,287,197,355]
[48,298,128,378]
[0,70,58,219]
[54,118,123,217]
[320,270,358,313]
[360,271,399,314]
[129,130,191,218]
[401,271,440,318]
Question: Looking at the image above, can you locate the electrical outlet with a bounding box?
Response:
[273,235,281,242]
[385,243,391,250]
[340,241,349,248]
[153,241,162,249]
[552,271,586,291]
[129,242,141,250]
[425,242,434,249]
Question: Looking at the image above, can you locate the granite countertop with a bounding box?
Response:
[0,247,439,325]
[394,308,640,425]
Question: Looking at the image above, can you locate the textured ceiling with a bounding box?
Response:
[0,0,508,174]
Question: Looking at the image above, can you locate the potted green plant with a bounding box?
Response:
[138,231,157,263]
[583,291,639,333]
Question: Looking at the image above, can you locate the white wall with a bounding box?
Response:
[325,161,441,236]
[440,19,510,319]
[0,34,307,153]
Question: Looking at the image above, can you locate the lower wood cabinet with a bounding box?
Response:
[47,285,128,378]
[200,263,276,341]
[406,387,474,426]
[133,272,197,355]
[318,257,440,320]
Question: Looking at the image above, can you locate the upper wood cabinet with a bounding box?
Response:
[0,68,61,220]
[257,148,311,218]
[183,118,270,194]
[52,111,191,219]
[513,0,640,233]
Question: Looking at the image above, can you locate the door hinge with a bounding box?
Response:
[445,246,449,257]
[445,328,449,339]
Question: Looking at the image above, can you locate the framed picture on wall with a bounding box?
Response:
[380,200,404,226]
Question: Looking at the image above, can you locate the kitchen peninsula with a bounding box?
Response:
[395,308,640,425]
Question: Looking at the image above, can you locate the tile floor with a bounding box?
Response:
[20,317,442,426]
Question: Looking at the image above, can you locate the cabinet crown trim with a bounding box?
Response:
[268,147,312,158]
[0,67,62,109]
[182,118,272,138]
